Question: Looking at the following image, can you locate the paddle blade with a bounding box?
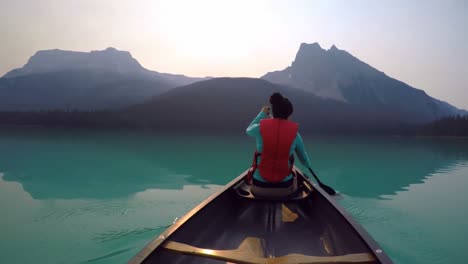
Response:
[319,183,336,196]
[308,167,337,195]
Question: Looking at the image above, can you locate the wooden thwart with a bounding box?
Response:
[162,239,376,264]
[237,237,265,257]
[281,204,299,223]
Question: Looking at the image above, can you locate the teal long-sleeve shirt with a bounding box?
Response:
[246,111,312,182]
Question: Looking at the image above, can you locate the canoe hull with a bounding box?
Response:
[129,168,393,264]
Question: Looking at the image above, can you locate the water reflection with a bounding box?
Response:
[2,130,468,264]
[1,129,467,200]
[0,129,248,199]
[339,161,468,264]
[304,137,468,198]
[0,171,220,264]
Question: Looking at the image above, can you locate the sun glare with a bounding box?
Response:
[155,0,270,62]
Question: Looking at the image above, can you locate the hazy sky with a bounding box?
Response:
[1,0,467,108]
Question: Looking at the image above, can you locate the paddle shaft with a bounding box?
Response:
[307,167,336,195]
[308,167,323,185]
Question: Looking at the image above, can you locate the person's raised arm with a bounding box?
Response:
[246,106,270,137]
[295,133,312,168]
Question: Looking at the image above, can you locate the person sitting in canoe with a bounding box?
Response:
[246,92,313,198]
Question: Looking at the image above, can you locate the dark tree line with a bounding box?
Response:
[0,110,129,129]
[0,109,415,135]
[1,109,467,137]
[419,115,468,137]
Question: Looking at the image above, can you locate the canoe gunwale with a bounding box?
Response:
[128,167,393,264]
[161,240,377,264]
[294,168,393,264]
[127,169,248,264]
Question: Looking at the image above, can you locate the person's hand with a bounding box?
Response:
[261,106,271,115]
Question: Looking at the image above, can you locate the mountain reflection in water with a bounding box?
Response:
[1,129,466,200]
[1,129,468,263]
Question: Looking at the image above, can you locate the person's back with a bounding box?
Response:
[246,93,312,198]
[258,118,298,182]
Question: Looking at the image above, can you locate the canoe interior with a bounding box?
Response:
[140,175,379,264]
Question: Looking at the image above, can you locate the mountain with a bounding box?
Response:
[122,78,414,133]
[3,48,142,78]
[1,43,463,130]
[0,77,441,133]
[2,47,204,86]
[262,43,463,123]
[0,48,207,110]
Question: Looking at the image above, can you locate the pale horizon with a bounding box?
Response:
[1,0,467,109]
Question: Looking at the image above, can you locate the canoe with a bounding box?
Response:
[128,167,393,264]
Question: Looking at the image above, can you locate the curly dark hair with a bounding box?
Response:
[269,92,293,119]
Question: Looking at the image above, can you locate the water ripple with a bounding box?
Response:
[93,225,170,243]
[34,201,163,222]
[82,247,133,263]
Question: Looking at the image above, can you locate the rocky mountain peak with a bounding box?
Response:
[3,47,143,78]
[293,42,326,64]
[104,47,118,52]
[262,42,464,120]
[329,44,339,52]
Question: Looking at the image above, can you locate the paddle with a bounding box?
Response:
[307,167,336,195]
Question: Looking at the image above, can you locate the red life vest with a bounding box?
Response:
[258,118,299,182]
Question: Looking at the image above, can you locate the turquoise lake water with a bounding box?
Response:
[1,129,468,264]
